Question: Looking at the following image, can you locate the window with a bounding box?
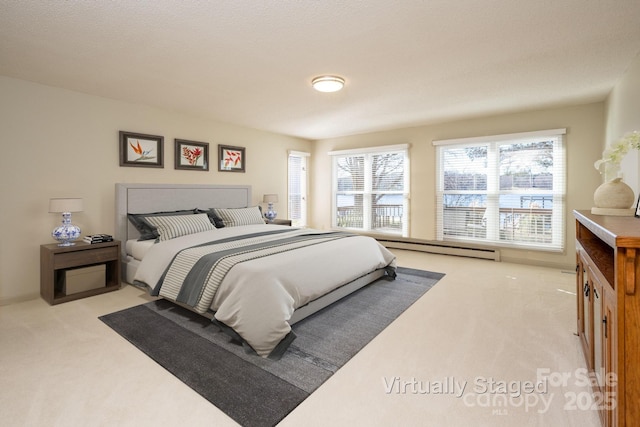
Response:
[288,151,309,227]
[433,129,566,251]
[330,144,409,236]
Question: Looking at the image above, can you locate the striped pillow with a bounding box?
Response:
[144,213,216,241]
[213,206,265,227]
[128,209,198,240]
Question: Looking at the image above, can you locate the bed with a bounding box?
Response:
[115,183,397,358]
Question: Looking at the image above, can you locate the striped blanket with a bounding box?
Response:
[135,224,397,357]
[152,228,356,314]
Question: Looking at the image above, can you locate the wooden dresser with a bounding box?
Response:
[574,210,640,427]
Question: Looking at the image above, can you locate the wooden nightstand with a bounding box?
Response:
[40,240,121,305]
[267,219,292,226]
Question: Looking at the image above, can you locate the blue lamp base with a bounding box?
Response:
[52,212,81,246]
[264,203,277,222]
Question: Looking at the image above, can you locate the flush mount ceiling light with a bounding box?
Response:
[311,75,345,92]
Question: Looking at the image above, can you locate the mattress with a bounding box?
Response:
[125,239,155,261]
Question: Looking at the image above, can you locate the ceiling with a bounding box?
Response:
[2,1,640,140]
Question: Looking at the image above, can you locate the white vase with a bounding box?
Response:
[593,177,635,209]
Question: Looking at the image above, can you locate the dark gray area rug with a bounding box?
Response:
[99,267,444,427]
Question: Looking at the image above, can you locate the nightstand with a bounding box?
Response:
[267,219,292,226]
[40,240,121,305]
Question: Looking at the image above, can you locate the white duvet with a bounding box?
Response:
[133,224,396,357]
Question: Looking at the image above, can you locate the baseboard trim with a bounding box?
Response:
[0,292,40,306]
[371,236,501,261]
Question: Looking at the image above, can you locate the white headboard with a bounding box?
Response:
[115,183,252,256]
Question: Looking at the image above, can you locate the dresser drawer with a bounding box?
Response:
[53,246,118,269]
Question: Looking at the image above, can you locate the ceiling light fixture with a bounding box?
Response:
[311,75,345,93]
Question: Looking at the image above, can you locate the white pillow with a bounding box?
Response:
[144,213,216,241]
[213,206,265,227]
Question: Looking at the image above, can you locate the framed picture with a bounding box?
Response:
[218,144,246,172]
[636,194,640,218]
[175,139,209,171]
[119,131,164,168]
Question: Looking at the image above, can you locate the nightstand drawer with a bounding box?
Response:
[53,246,118,269]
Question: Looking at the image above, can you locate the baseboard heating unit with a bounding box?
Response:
[373,237,501,262]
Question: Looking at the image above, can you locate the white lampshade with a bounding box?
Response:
[49,198,83,213]
[311,75,345,93]
[263,194,279,203]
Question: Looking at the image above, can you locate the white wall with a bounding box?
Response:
[605,53,640,197]
[310,103,605,270]
[0,76,311,304]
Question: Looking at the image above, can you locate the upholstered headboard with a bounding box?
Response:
[115,183,252,256]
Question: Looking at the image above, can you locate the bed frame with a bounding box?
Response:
[115,183,386,325]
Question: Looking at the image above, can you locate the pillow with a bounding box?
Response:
[195,208,225,228]
[143,213,217,241]
[213,206,265,227]
[128,209,197,241]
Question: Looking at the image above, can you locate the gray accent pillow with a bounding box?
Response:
[128,209,198,241]
[195,208,226,228]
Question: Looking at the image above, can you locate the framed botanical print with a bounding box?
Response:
[218,144,246,172]
[635,194,640,218]
[175,139,209,171]
[119,131,164,168]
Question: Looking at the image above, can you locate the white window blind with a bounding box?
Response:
[330,144,409,236]
[288,151,309,227]
[433,129,566,251]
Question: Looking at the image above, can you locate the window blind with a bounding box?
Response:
[434,129,566,251]
[330,144,409,236]
[288,151,309,227]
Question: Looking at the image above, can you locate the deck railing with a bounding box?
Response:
[336,205,403,231]
[443,206,552,243]
[336,204,552,242]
